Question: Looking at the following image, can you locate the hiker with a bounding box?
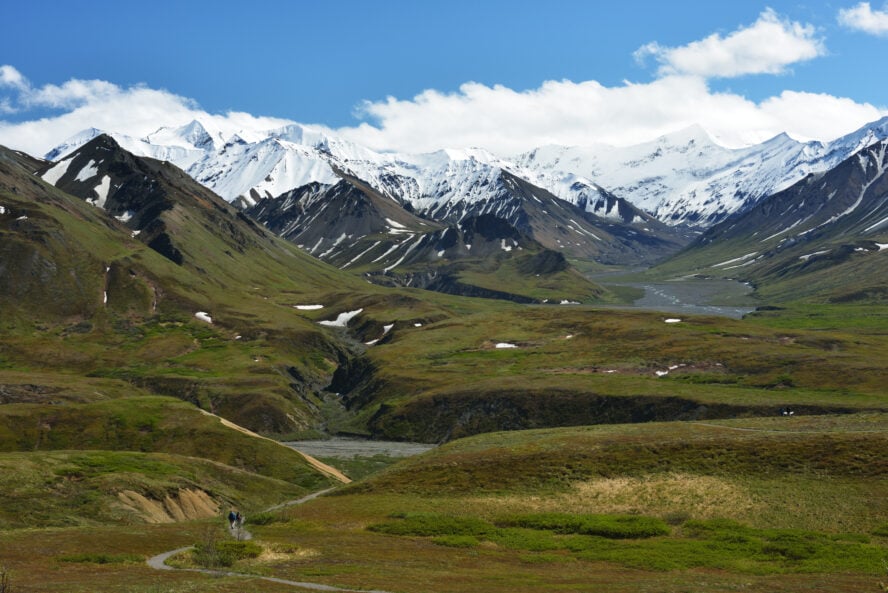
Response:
[236,511,243,527]
[228,510,237,529]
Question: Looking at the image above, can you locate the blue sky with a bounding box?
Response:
[2,1,887,156]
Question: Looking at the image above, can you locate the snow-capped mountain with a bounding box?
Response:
[514,118,888,227]
[698,139,888,253]
[248,171,685,268]
[37,133,275,268]
[45,120,652,226]
[659,138,888,302]
[45,116,888,233]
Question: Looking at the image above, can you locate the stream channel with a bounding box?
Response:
[285,438,436,459]
[590,272,757,319]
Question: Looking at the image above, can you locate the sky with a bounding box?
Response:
[1,0,888,157]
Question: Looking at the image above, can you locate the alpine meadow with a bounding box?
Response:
[1,2,887,592]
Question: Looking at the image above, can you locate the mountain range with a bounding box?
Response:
[30,113,888,308]
[45,115,888,231]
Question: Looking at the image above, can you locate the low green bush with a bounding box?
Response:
[489,528,563,552]
[246,511,283,526]
[194,540,262,568]
[431,535,481,548]
[367,513,885,575]
[496,513,670,539]
[368,513,494,537]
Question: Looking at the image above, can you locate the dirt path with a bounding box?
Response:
[146,489,392,592]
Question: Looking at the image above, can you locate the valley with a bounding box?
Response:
[588,270,758,318]
[1,114,887,592]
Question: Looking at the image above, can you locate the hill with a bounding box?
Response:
[230,414,888,593]
[3,137,388,435]
[248,176,608,303]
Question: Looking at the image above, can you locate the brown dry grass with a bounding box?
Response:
[115,488,220,523]
[465,472,757,520]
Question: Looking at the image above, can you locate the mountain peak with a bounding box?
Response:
[144,119,216,151]
[655,124,718,148]
[44,127,104,161]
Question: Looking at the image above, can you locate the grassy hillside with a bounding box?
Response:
[3,414,884,592]
[346,301,888,441]
[0,396,337,485]
[350,414,887,527]
[652,230,888,304]
[0,450,312,529]
[234,414,887,593]
[1,142,399,435]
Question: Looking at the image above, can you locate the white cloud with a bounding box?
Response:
[337,76,885,154]
[838,2,888,35]
[634,9,825,78]
[28,79,121,109]
[0,65,294,157]
[0,63,885,160]
[0,65,29,91]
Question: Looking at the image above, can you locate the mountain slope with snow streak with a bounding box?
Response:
[656,139,888,302]
[515,118,888,227]
[247,176,606,303]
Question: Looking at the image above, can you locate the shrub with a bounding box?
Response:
[368,513,494,537]
[194,539,262,568]
[216,540,262,562]
[431,535,481,548]
[192,527,261,568]
[489,528,562,551]
[496,513,670,539]
[246,512,282,526]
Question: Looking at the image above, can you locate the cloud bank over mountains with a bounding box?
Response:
[1,9,886,158]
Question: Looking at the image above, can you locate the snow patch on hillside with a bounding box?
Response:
[318,308,363,327]
[74,159,99,182]
[41,157,74,185]
[89,176,112,208]
[194,312,213,324]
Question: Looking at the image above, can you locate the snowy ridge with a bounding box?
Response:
[514,118,888,227]
[44,120,641,226]
[45,116,888,229]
